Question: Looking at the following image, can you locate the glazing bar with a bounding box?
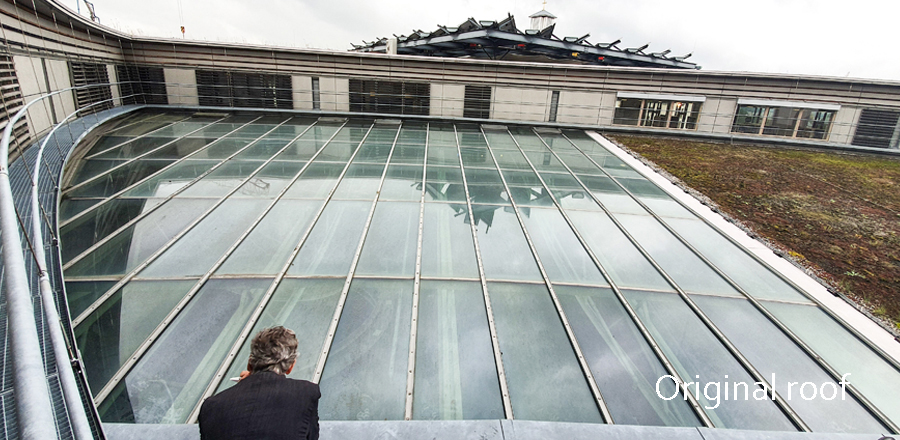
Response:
[454,125,514,419]
[404,123,429,420]
[481,127,613,423]
[83,114,192,159]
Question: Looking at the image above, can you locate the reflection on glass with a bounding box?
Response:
[99,279,270,423]
[288,201,370,276]
[65,280,118,319]
[356,202,419,277]
[614,213,739,296]
[216,279,344,393]
[283,162,345,199]
[489,283,602,422]
[764,302,900,424]
[217,199,322,275]
[555,286,699,426]
[66,160,175,198]
[120,160,221,198]
[421,203,478,278]
[566,211,671,291]
[380,165,423,201]
[692,295,886,433]
[624,290,796,431]
[413,281,502,420]
[61,199,154,263]
[65,199,217,278]
[91,136,178,159]
[146,138,218,160]
[519,208,607,286]
[140,198,271,278]
[665,218,812,303]
[232,139,291,160]
[424,166,466,203]
[75,280,196,393]
[319,280,412,420]
[331,164,385,200]
[473,205,541,281]
[232,161,306,198]
[188,138,251,160]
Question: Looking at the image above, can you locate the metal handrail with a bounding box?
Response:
[0,81,156,440]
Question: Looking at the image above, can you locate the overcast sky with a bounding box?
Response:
[70,0,900,81]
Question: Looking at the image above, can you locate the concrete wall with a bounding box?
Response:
[430,83,465,118]
[830,106,861,145]
[555,90,602,125]
[164,69,198,106]
[319,76,349,112]
[493,87,551,122]
[292,75,314,111]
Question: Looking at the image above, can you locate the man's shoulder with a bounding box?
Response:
[283,377,321,397]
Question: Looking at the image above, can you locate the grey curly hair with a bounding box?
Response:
[248,326,298,375]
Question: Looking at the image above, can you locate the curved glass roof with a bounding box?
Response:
[59,110,900,432]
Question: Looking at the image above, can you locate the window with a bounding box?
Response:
[348,79,429,116]
[196,70,292,109]
[731,101,837,140]
[311,77,320,110]
[116,65,167,105]
[613,94,702,130]
[70,61,113,114]
[852,109,900,148]
[464,85,492,119]
[548,90,560,122]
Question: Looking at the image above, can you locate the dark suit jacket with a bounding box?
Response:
[199,371,320,440]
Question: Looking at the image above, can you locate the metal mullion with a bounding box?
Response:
[532,130,810,431]
[485,127,613,423]
[310,121,404,386]
[179,121,370,422]
[72,116,294,328]
[61,116,267,269]
[404,122,428,420]
[506,129,713,427]
[60,115,265,229]
[575,132,900,377]
[83,114,191,159]
[419,276,481,282]
[88,116,300,404]
[182,120,360,423]
[64,115,230,193]
[563,136,899,432]
[454,124,514,419]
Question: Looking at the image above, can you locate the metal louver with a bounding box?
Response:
[69,62,113,114]
[196,70,292,109]
[852,108,900,148]
[464,85,491,119]
[1,52,30,156]
[117,65,168,105]
[348,79,429,116]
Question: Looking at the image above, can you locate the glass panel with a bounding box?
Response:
[614,213,739,296]
[665,218,812,303]
[578,174,648,214]
[424,166,466,203]
[317,140,359,162]
[508,186,555,207]
[640,198,697,219]
[355,141,394,164]
[508,129,548,151]
[614,98,642,126]
[356,202,419,277]
[489,283,602,422]
[264,122,314,141]
[483,131,519,150]
[230,124,279,139]
[145,138,218,159]
[273,138,322,161]
[566,210,671,291]
[457,130,487,148]
[519,208,607,286]
[319,280,412,420]
[474,205,541,281]
[460,148,491,167]
[64,199,217,278]
[67,160,175,198]
[99,279,270,423]
[188,138,252,160]
[421,203,478,278]
[232,138,292,160]
[390,145,425,164]
[60,199,155,263]
[555,286,700,427]
[288,201,370,276]
[538,134,581,154]
[525,151,568,173]
[427,146,461,166]
[624,290,796,431]
[75,280,196,393]
[60,198,109,222]
[215,279,343,393]
[91,137,179,159]
[86,136,141,156]
[413,281,503,420]
[65,281,118,320]
[140,198,272,278]
[217,200,322,275]
[69,160,130,185]
[501,169,541,186]
[176,161,263,197]
[467,184,508,205]
[380,165,423,201]
[331,163,385,200]
[120,160,220,198]
[464,167,502,185]
[145,121,216,138]
[692,295,887,433]
[555,152,603,175]
[493,149,532,170]
[616,177,671,198]
[283,162,345,199]
[232,161,306,198]
[397,128,427,146]
[764,302,900,424]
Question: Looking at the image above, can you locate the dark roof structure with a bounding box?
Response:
[350,14,699,69]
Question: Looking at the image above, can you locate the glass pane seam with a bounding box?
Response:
[404,122,429,420]
[82,114,191,159]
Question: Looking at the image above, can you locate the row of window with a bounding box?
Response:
[61,62,900,148]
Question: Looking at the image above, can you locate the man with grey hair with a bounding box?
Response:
[199,326,320,440]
